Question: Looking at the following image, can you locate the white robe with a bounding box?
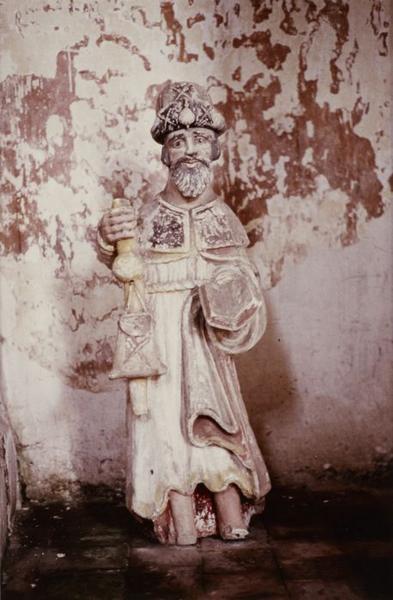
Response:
[99,197,271,542]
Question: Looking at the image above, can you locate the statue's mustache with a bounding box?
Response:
[172,157,211,169]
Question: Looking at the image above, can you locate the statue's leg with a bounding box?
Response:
[214,484,249,540]
[169,490,197,545]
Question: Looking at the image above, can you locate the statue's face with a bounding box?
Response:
[164,128,216,199]
[165,127,216,166]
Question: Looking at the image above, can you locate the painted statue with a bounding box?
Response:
[97,82,271,545]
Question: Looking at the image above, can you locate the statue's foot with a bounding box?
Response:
[169,490,197,546]
[220,526,249,541]
[176,532,197,545]
[215,484,249,541]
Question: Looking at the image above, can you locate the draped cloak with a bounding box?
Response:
[98,196,271,543]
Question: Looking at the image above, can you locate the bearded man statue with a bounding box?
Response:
[97,81,271,545]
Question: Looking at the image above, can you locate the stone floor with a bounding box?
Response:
[1,488,392,599]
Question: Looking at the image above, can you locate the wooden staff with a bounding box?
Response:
[111,198,147,416]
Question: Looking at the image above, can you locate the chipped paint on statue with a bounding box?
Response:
[0,0,391,501]
[98,82,271,544]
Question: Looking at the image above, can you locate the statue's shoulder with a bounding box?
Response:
[194,199,249,250]
[138,196,160,221]
[214,200,248,231]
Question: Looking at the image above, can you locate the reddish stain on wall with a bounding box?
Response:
[96,34,151,71]
[213,1,384,248]
[217,64,383,247]
[187,13,205,28]
[0,51,77,257]
[161,1,198,62]
[233,31,291,70]
[1,51,76,186]
[68,338,115,390]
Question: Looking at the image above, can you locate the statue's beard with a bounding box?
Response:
[170,159,212,199]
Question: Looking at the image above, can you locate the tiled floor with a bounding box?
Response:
[1,488,392,599]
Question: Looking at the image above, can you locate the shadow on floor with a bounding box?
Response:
[1,488,393,599]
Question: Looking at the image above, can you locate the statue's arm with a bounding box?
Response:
[201,256,267,354]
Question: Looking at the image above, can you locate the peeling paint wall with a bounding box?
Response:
[0,0,392,499]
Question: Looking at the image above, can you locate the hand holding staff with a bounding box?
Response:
[110,198,144,306]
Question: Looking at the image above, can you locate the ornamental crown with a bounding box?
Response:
[151,81,226,144]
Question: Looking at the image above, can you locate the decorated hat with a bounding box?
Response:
[151,81,226,144]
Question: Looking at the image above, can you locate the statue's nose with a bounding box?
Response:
[185,138,196,155]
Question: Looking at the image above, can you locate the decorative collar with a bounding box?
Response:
[157,194,220,215]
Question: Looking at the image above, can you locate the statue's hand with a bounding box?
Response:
[99,206,137,245]
[112,253,144,283]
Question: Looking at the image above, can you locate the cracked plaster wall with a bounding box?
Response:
[0,0,392,499]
